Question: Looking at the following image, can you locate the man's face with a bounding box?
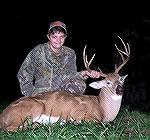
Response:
[49,32,66,49]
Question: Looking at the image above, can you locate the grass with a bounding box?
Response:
[0,102,150,140]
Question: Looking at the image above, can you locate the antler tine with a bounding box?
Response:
[115,44,125,62]
[115,36,130,73]
[83,45,107,77]
[83,45,95,71]
[98,67,107,77]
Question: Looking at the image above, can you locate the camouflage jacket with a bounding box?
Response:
[17,42,87,96]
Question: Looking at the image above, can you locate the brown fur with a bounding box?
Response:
[0,73,124,132]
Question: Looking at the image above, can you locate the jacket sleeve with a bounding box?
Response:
[61,49,87,94]
[17,51,35,96]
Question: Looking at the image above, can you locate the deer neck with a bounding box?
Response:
[98,87,123,122]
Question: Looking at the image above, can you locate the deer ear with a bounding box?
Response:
[119,75,128,83]
[89,81,104,89]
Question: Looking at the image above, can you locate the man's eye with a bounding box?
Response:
[51,36,56,39]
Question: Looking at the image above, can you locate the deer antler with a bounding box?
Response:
[114,36,130,73]
[83,45,107,77]
[83,45,95,71]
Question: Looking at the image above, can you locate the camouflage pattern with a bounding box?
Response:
[17,42,87,96]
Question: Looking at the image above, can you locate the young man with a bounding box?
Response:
[17,21,101,96]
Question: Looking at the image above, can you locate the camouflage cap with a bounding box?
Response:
[49,21,67,33]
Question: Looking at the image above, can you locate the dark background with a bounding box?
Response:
[1,3,150,113]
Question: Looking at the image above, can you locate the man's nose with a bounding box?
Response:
[56,37,61,43]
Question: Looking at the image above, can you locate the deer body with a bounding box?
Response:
[0,91,103,131]
[0,36,130,131]
[0,73,127,132]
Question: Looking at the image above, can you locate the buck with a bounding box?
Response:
[0,36,130,132]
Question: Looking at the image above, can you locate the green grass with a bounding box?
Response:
[0,102,150,140]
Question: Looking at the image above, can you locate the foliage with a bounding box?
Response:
[0,105,150,140]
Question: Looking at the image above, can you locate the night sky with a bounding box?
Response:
[1,4,150,112]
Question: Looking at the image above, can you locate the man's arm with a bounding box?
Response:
[61,49,87,94]
[17,52,35,96]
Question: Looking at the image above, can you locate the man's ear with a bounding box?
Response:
[47,34,50,40]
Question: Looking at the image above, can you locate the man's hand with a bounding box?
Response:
[81,70,101,78]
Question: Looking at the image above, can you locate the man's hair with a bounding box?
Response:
[48,26,67,35]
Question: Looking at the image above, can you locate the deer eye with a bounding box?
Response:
[106,81,112,87]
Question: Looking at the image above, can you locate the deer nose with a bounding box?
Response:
[116,85,123,95]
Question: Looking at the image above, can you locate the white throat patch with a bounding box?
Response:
[111,94,122,100]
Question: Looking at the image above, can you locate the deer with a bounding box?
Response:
[0,36,130,132]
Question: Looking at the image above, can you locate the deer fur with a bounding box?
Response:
[0,73,127,132]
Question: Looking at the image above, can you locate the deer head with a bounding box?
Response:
[88,35,130,95]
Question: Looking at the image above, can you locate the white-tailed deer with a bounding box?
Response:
[0,36,130,132]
